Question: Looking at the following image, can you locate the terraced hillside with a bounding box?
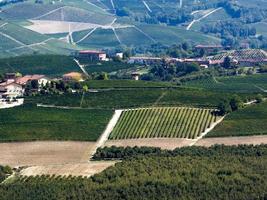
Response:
[0,21,78,57]
[109,107,221,140]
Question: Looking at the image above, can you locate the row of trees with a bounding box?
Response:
[217,94,264,115]
[93,144,267,160]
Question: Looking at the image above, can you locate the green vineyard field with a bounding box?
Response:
[109,107,221,140]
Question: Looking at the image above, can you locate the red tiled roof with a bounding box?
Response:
[79,50,105,54]
[16,75,45,85]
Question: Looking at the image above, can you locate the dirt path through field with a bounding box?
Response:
[20,161,116,177]
[105,138,194,150]
[195,135,267,146]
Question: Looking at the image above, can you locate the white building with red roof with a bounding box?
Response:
[78,50,107,61]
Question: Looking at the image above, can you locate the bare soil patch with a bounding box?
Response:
[20,161,116,177]
[105,138,194,150]
[0,141,96,167]
[195,135,267,147]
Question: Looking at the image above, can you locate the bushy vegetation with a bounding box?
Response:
[93,144,267,160]
[0,166,12,183]
[0,104,113,141]
[0,145,266,200]
[110,107,220,140]
[207,101,267,137]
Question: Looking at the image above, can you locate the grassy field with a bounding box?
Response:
[184,74,267,93]
[207,101,267,137]
[83,61,136,73]
[84,80,176,88]
[29,88,252,109]
[0,105,113,141]
[0,55,80,76]
[109,107,220,140]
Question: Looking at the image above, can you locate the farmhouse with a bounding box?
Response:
[0,80,24,100]
[77,50,107,61]
[16,75,50,87]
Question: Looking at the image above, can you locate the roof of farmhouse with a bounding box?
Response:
[210,49,267,62]
[79,50,106,54]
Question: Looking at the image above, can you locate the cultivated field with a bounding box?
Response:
[0,105,113,141]
[20,162,116,177]
[184,74,267,93]
[109,107,221,140]
[105,138,194,150]
[195,135,267,147]
[207,101,267,137]
[0,141,96,167]
[31,88,253,109]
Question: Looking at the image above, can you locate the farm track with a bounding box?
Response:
[105,135,267,150]
[187,7,222,30]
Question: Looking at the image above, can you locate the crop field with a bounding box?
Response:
[207,101,267,137]
[83,80,175,88]
[0,55,80,76]
[0,105,113,141]
[30,88,254,109]
[109,107,221,140]
[83,61,136,73]
[184,74,267,93]
[0,22,77,57]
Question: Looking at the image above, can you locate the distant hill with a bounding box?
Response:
[0,0,266,57]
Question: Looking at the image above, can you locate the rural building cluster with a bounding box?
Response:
[0,73,50,109]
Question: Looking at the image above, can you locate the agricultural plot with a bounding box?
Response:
[109,107,221,140]
[207,101,267,137]
[30,88,253,109]
[184,74,267,93]
[0,105,113,141]
[0,55,80,76]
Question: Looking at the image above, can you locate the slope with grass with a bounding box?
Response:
[0,21,78,57]
[0,105,113,141]
[109,107,220,140]
[0,55,80,76]
[184,74,267,93]
[207,101,267,137]
[30,88,253,109]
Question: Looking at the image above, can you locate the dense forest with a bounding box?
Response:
[0,145,266,200]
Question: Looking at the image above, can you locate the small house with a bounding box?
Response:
[77,50,107,61]
[131,72,140,81]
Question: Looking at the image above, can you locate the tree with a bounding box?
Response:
[222,56,231,69]
[230,95,243,111]
[217,100,231,115]
[98,72,109,80]
[255,94,263,103]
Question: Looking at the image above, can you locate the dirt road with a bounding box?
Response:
[20,161,116,177]
[195,135,267,147]
[105,138,194,150]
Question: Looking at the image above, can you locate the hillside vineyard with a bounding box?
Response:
[110,107,221,140]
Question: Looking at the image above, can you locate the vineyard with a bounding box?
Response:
[109,107,221,140]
